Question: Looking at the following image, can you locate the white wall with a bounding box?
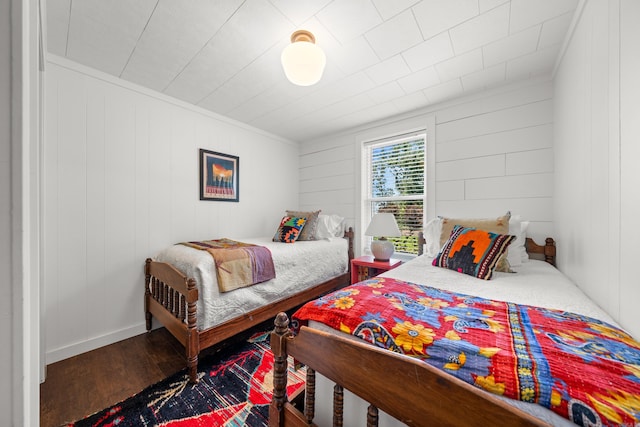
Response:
[1,0,15,423]
[554,0,640,339]
[300,79,554,256]
[44,56,300,363]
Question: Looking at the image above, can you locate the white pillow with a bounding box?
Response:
[423,217,443,257]
[520,221,530,262]
[314,214,346,239]
[507,216,530,267]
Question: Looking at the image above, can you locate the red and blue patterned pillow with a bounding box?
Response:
[432,225,515,280]
[273,216,307,243]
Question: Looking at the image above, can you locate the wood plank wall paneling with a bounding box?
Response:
[299,79,555,252]
[555,0,639,339]
[44,61,300,363]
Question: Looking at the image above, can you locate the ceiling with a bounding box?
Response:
[45,0,578,142]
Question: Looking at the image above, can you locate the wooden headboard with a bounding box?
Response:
[417,232,557,266]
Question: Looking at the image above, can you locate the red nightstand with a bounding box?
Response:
[350,256,402,284]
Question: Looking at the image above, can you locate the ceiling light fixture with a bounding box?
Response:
[281,30,326,86]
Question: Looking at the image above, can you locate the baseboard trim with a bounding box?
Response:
[45,322,153,364]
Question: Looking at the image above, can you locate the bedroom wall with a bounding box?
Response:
[1,0,14,421]
[299,78,554,256]
[44,55,300,363]
[554,0,640,339]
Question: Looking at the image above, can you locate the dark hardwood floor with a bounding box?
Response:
[40,326,261,427]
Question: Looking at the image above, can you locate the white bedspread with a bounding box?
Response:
[309,256,619,427]
[153,237,348,330]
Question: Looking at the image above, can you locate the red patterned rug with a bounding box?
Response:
[67,330,305,427]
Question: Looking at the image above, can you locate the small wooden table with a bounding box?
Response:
[350,255,402,284]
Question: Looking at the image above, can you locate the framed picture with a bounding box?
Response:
[199,149,239,202]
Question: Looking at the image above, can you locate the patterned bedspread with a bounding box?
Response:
[180,239,275,292]
[293,277,640,426]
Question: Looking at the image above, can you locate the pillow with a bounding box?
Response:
[507,215,530,267]
[286,210,320,241]
[432,225,516,280]
[439,212,512,272]
[520,221,530,262]
[423,217,443,257]
[273,216,307,243]
[315,214,346,239]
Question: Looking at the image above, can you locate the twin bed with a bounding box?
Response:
[269,231,640,426]
[144,213,354,383]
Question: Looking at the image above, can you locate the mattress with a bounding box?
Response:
[153,236,348,330]
[308,255,619,427]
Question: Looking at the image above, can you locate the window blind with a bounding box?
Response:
[364,133,426,255]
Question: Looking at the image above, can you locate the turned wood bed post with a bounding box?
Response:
[144,259,152,331]
[270,312,291,426]
[544,237,557,266]
[186,276,199,383]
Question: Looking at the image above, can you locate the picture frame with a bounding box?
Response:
[199,149,239,202]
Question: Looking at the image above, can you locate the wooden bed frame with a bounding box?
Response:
[269,236,557,427]
[144,228,354,383]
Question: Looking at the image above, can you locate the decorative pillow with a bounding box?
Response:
[432,225,516,280]
[315,214,346,239]
[439,212,512,272]
[286,210,320,241]
[273,216,307,243]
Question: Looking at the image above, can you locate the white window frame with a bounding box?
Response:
[357,116,435,260]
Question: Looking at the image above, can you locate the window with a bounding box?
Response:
[363,132,426,256]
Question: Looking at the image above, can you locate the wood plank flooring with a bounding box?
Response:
[40,326,260,427]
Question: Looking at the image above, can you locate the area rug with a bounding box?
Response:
[67,330,305,427]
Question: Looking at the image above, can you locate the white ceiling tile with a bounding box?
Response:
[365,55,411,85]
[332,37,381,75]
[397,66,440,93]
[316,0,383,43]
[435,48,483,82]
[412,0,479,40]
[482,26,540,67]
[510,0,578,33]
[539,12,574,48]
[198,44,285,114]
[365,10,423,59]
[479,0,509,13]
[449,3,510,54]
[372,0,421,19]
[392,91,429,112]
[46,0,71,56]
[366,81,406,104]
[423,78,464,104]
[461,63,506,92]
[121,0,244,92]
[270,0,333,26]
[402,32,454,72]
[506,44,561,80]
[66,0,158,76]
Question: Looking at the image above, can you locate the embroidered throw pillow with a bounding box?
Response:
[286,210,321,241]
[439,211,512,272]
[432,225,516,280]
[273,216,307,243]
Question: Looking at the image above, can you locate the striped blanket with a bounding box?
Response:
[180,239,275,292]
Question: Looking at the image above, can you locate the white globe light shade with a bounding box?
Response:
[281,37,326,86]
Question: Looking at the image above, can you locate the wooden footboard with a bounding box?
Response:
[144,259,200,381]
[145,228,355,383]
[270,312,550,427]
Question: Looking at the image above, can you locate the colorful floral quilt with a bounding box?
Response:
[293,277,640,426]
[180,239,275,292]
